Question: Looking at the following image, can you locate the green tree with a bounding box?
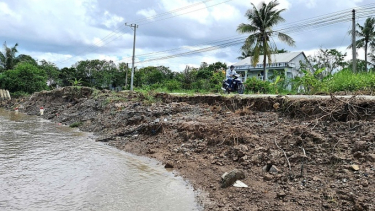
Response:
[308,48,347,76]
[16,54,38,66]
[237,46,288,60]
[0,42,19,71]
[175,66,198,90]
[39,60,60,87]
[348,17,375,72]
[0,62,47,93]
[119,62,130,88]
[237,0,295,80]
[207,62,227,72]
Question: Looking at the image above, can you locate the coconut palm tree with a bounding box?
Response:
[348,17,375,72]
[0,42,19,71]
[237,0,295,80]
[237,46,288,60]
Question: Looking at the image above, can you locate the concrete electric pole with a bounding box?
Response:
[125,23,138,91]
[352,9,356,73]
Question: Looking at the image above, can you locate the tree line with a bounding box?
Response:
[0,42,228,96]
[1,0,375,96]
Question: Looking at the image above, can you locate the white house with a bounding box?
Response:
[232,51,310,81]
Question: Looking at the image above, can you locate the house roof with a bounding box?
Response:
[233,51,305,66]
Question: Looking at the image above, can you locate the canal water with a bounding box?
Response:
[0,108,200,211]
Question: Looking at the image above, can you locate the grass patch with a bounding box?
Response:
[69,122,83,128]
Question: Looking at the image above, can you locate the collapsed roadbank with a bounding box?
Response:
[1,87,374,211]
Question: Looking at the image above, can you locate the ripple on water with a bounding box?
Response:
[0,109,201,211]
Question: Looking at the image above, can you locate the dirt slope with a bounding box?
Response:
[2,87,374,211]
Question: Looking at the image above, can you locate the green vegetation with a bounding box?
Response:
[0,7,374,97]
[348,17,375,72]
[292,69,375,94]
[0,62,48,94]
[237,0,295,80]
[69,122,83,128]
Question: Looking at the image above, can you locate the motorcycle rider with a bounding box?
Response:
[226,65,237,90]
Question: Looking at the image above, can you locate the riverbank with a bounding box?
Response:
[2,87,374,210]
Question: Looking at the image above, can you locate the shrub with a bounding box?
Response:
[165,80,181,91]
[244,77,271,93]
[0,63,48,94]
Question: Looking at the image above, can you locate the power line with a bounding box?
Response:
[55,0,231,65]
[131,5,375,64]
[137,0,233,26]
[57,2,375,66]
[124,4,375,62]
[130,0,215,24]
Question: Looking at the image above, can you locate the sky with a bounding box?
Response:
[0,0,374,71]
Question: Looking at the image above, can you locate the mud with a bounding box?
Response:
[2,87,374,211]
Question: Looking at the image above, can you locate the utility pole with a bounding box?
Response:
[125,23,138,91]
[352,9,356,73]
[125,63,128,88]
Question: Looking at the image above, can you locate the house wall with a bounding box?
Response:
[235,52,310,81]
[290,53,308,78]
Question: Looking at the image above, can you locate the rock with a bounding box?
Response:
[233,180,248,188]
[250,155,260,164]
[361,180,369,187]
[366,154,375,162]
[262,164,279,173]
[262,164,271,172]
[342,169,351,175]
[273,103,280,110]
[351,164,360,171]
[263,174,274,181]
[352,141,368,153]
[277,191,286,198]
[239,155,248,163]
[312,176,321,181]
[233,145,248,158]
[164,163,174,169]
[353,151,364,158]
[221,169,245,188]
[147,148,156,154]
[269,165,279,174]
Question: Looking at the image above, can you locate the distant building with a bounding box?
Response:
[232,51,310,81]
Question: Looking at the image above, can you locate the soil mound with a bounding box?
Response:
[2,88,374,210]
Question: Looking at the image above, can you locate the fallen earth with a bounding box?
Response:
[1,87,374,211]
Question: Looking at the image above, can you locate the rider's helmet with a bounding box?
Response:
[230,65,234,69]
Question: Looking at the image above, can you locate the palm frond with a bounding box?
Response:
[237,23,257,34]
[252,42,261,67]
[277,32,295,46]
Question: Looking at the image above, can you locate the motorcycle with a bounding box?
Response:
[221,74,244,94]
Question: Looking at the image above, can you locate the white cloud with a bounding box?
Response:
[211,4,241,22]
[1,0,373,72]
[249,0,291,10]
[136,9,157,20]
[300,0,317,8]
[103,11,124,28]
[92,38,105,47]
[0,2,20,20]
[160,0,210,24]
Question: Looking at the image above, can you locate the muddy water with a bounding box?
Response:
[0,109,200,211]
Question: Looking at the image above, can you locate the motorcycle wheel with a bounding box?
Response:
[237,84,244,94]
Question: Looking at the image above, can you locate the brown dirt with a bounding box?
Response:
[2,87,374,211]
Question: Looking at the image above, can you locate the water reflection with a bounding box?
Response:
[0,108,200,211]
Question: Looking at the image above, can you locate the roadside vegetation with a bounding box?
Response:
[0,2,374,97]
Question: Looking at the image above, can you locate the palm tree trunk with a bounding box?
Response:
[263,55,267,81]
[365,42,368,72]
[263,38,267,81]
